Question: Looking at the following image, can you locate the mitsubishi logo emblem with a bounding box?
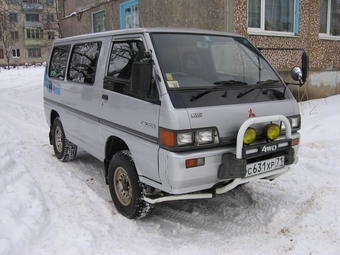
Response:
[248,108,256,118]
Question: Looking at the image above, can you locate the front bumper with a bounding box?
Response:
[152,115,299,203]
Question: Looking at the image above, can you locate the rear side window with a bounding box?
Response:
[67,42,101,84]
[49,45,70,79]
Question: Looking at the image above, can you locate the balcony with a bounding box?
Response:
[24,38,46,47]
[24,21,44,28]
[22,2,43,11]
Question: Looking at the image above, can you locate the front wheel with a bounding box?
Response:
[108,150,153,219]
[51,117,77,162]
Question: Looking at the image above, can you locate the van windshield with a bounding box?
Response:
[151,33,281,89]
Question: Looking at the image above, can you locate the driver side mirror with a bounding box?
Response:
[291,66,302,81]
[290,52,309,85]
[131,61,153,93]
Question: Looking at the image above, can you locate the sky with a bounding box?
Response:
[0,66,339,255]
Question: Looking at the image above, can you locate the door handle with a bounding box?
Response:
[102,94,108,100]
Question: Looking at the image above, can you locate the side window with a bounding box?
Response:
[67,42,101,84]
[105,40,158,102]
[105,40,144,93]
[107,41,145,79]
[49,45,70,79]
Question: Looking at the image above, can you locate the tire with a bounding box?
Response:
[108,150,153,219]
[51,117,77,162]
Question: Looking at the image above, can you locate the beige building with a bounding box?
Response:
[55,0,340,98]
[0,0,59,67]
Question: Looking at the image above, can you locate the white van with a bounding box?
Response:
[44,28,308,219]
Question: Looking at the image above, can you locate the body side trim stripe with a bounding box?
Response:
[44,97,158,144]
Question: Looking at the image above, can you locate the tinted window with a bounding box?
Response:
[68,42,101,84]
[107,41,145,79]
[49,45,70,79]
[105,40,158,102]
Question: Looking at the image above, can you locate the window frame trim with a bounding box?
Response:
[28,48,42,58]
[319,0,340,40]
[247,0,300,36]
[92,10,105,33]
[119,0,139,29]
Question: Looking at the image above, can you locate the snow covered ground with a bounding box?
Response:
[0,67,339,255]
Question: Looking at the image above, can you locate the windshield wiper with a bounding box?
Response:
[237,80,282,98]
[191,80,248,101]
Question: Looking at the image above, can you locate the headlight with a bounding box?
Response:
[177,132,194,146]
[291,116,300,128]
[160,128,219,149]
[195,130,215,145]
[243,127,256,145]
[264,124,280,141]
[281,115,301,130]
[178,128,218,147]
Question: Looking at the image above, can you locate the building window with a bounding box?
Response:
[320,0,340,37]
[12,49,20,58]
[11,31,19,40]
[0,49,4,59]
[92,11,105,33]
[28,48,42,57]
[46,14,55,23]
[48,31,55,39]
[120,0,139,29]
[67,42,102,84]
[247,0,299,35]
[26,28,44,39]
[46,0,54,6]
[9,13,18,23]
[26,13,39,22]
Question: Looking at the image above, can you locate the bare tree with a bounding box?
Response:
[40,0,63,40]
[0,1,21,70]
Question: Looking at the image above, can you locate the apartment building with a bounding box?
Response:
[57,0,340,98]
[0,0,59,67]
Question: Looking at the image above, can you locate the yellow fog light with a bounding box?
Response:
[243,127,256,145]
[264,124,280,141]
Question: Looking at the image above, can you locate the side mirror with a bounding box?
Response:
[131,62,152,93]
[301,52,309,83]
[290,66,302,81]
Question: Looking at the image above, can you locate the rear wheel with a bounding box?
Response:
[108,150,153,219]
[51,117,77,162]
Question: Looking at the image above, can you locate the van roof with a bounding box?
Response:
[54,27,243,44]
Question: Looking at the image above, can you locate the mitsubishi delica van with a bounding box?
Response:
[44,28,308,219]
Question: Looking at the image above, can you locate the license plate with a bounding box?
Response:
[245,156,285,177]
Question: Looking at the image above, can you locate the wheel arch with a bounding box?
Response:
[49,110,60,145]
[104,136,129,184]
